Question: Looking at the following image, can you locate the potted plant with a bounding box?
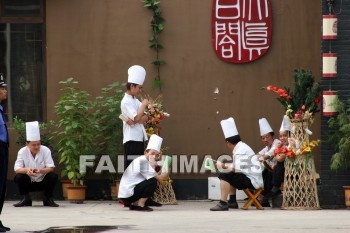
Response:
[54,77,98,203]
[327,97,350,207]
[94,82,124,200]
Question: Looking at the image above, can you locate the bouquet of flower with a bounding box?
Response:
[142,94,170,137]
[274,140,320,161]
[262,69,321,120]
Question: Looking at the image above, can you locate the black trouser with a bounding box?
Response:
[14,172,58,198]
[0,142,8,215]
[218,172,255,190]
[262,169,273,195]
[272,161,285,187]
[121,178,157,204]
[123,140,145,169]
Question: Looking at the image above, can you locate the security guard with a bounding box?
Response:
[0,73,10,232]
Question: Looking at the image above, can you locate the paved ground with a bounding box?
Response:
[1,200,350,233]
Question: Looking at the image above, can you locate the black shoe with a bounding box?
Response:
[0,227,6,232]
[264,189,282,199]
[13,198,32,207]
[210,202,229,211]
[123,202,131,208]
[43,198,59,207]
[145,199,162,207]
[129,204,153,212]
[227,201,239,209]
[0,221,10,231]
[260,199,271,207]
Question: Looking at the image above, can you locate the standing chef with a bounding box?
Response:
[13,121,59,207]
[121,65,149,169]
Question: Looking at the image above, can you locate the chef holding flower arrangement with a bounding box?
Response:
[121,65,150,169]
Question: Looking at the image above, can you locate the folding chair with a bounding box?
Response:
[241,188,264,210]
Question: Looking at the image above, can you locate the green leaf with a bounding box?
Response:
[152,60,165,66]
[152,79,163,89]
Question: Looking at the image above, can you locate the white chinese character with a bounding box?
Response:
[216,0,240,19]
[241,22,269,60]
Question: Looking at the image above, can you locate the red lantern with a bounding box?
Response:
[322,15,337,40]
[322,53,337,78]
[322,91,338,116]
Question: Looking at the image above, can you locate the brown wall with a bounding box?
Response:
[44,0,321,179]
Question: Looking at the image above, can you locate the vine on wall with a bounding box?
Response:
[144,0,165,90]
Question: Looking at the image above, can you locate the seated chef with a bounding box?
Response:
[118,134,169,212]
[210,117,263,211]
[264,115,290,199]
[13,121,59,207]
[257,118,280,204]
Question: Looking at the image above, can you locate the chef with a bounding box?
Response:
[13,121,59,207]
[258,118,281,162]
[118,134,169,212]
[257,118,280,206]
[121,65,149,169]
[0,73,10,232]
[210,117,263,211]
[264,116,290,199]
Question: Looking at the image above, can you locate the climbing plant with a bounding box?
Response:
[144,0,165,90]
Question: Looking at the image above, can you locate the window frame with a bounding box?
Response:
[0,0,47,122]
[0,0,45,24]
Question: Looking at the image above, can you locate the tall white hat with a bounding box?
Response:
[259,118,273,136]
[220,117,239,139]
[279,115,291,132]
[128,65,146,85]
[26,121,40,141]
[146,134,163,153]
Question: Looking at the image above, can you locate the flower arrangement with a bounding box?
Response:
[262,69,321,120]
[142,94,170,137]
[274,140,320,160]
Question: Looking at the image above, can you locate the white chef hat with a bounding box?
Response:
[146,134,163,153]
[259,118,273,136]
[279,115,291,132]
[128,65,146,85]
[220,117,239,139]
[26,121,40,141]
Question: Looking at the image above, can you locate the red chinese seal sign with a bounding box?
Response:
[212,0,272,63]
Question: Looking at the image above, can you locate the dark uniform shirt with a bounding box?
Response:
[0,105,8,143]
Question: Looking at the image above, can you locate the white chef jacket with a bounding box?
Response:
[232,141,264,189]
[120,93,148,144]
[258,138,280,156]
[14,145,55,182]
[118,155,158,198]
[258,138,280,165]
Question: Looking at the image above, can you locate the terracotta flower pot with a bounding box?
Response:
[343,186,350,208]
[110,180,120,200]
[61,180,72,200]
[67,185,87,204]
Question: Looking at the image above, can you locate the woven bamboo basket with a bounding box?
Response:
[282,118,320,210]
[152,178,177,205]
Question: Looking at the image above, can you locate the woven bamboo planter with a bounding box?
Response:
[282,118,320,210]
[152,179,177,205]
